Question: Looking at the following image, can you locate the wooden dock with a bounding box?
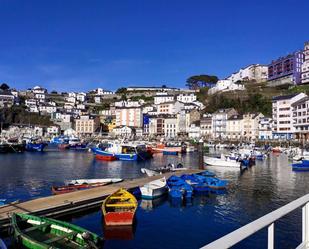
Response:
[0,169,201,231]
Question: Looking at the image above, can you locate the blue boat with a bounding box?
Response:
[202,176,228,189]
[68,143,87,150]
[25,142,48,152]
[167,175,193,199]
[180,174,209,192]
[292,160,309,171]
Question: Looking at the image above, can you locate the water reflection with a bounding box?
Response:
[140,196,167,211]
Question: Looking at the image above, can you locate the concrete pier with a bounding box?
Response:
[0,169,202,231]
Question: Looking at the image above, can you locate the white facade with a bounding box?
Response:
[32,86,46,94]
[25,99,37,107]
[226,115,243,140]
[94,96,101,103]
[200,114,212,138]
[227,64,268,83]
[243,113,264,140]
[115,107,143,128]
[259,117,273,140]
[47,126,59,136]
[302,42,309,84]
[157,101,184,115]
[188,123,201,138]
[114,100,142,108]
[272,93,307,139]
[176,93,197,103]
[164,117,178,138]
[95,88,113,95]
[212,108,238,138]
[208,79,245,95]
[112,126,132,137]
[76,93,86,102]
[154,92,174,105]
[66,96,76,103]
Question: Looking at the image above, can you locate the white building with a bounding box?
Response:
[66,96,76,103]
[301,41,309,84]
[242,113,264,140]
[112,126,132,137]
[38,104,57,114]
[157,101,184,115]
[259,117,273,140]
[208,79,245,95]
[176,93,197,103]
[76,92,86,102]
[272,93,307,139]
[32,86,47,94]
[94,95,101,104]
[212,108,238,138]
[154,92,175,105]
[226,115,243,140]
[46,126,59,136]
[227,64,268,83]
[188,123,201,138]
[291,96,309,141]
[164,116,178,138]
[114,100,142,108]
[25,99,37,107]
[200,114,212,138]
[94,88,113,95]
[115,107,143,128]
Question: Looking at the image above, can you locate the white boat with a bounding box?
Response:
[140,177,168,199]
[0,239,7,249]
[204,155,241,168]
[141,168,161,177]
[65,178,123,185]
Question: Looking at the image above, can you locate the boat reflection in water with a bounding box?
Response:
[140,195,167,211]
[103,224,136,240]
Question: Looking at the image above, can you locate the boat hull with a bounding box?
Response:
[140,186,167,199]
[95,154,117,161]
[25,143,47,152]
[204,156,240,168]
[104,212,135,226]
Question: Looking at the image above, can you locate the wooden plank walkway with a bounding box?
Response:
[0,169,201,230]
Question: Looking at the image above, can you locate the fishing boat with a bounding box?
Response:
[102,188,138,226]
[167,175,193,199]
[151,143,184,154]
[204,155,241,168]
[0,238,7,249]
[52,182,110,195]
[65,178,123,185]
[91,147,116,161]
[140,177,168,199]
[141,163,188,177]
[25,142,48,152]
[11,213,102,249]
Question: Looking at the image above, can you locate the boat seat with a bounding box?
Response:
[109,197,130,200]
[105,203,136,207]
[44,232,78,244]
[23,223,50,233]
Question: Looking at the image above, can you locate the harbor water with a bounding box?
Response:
[1,149,308,249]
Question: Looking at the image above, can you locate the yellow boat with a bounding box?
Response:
[102,188,137,226]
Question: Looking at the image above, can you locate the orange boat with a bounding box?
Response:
[95,154,117,161]
[102,188,137,226]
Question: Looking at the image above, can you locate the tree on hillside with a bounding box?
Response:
[0,83,10,91]
[186,75,218,90]
[116,87,127,94]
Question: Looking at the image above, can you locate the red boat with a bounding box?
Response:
[51,182,109,195]
[95,154,116,161]
[102,188,137,226]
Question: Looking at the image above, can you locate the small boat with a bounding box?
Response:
[11,213,102,249]
[52,182,110,195]
[140,177,168,199]
[180,174,208,192]
[272,146,282,153]
[25,142,48,152]
[92,147,117,161]
[0,238,7,249]
[140,168,161,177]
[102,188,138,226]
[65,178,123,185]
[202,176,228,189]
[167,175,193,199]
[141,163,188,177]
[204,155,241,168]
[292,160,309,171]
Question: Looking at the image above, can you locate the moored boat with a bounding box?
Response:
[25,142,48,152]
[140,177,168,199]
[167,175,193,199]
[292,160,309,171]
[65,178,123,185]
[52,182,110,195]
[102,188,138,226]
[11,213,102,249]
[204,155,241,168]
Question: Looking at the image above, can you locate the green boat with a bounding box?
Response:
[11,213,103,249]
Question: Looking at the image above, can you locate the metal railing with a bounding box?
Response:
[201,193,309,249]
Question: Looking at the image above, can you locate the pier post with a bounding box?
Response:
[198,138,204,170]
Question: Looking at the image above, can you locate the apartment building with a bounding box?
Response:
[301,41,309,84]
[212,108,238,138]
[243,113,264,140]
[115,107,143,128]
[74,115,100,135]
[226,115,243,140]
[291,96,309,140]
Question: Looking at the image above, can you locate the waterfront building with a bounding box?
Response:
[242,113,264,140]
[0,91,15,107]
[227,64,268,83]
[188,122,201,138]
[212,108,238,139]
[46,126,59,136]
[208,79,245,95]
[272,93,307,139]
[164,115,178,138]
[112,125,132,137]
[114,100,142,108]
[291,96,309,141]
[115,107,143,128]
[301,41,309,84]
[226,115,243,140]
[154,92,175,105]
[267,51,304,86]
[259,117,273,140]
[148,115,165,137]
[74,115,100,135]
[176,93,197,103]
[200,114,213,138]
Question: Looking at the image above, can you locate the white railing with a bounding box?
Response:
[201,193,309,249]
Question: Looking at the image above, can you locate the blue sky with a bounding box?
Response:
[0,0,309,92]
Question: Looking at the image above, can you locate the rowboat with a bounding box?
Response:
[141,163,187,177]
[51,182,109,195]
[11,213,102,249]
[102,188,138,226]
[65,178,123,186]
[140,177,168,199]
[167,175,193,199]
[0,238,7,249]
[180,174,209,192]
